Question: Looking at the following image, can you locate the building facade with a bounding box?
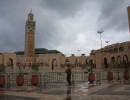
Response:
[90,41,130,69]
[0,9,130,71]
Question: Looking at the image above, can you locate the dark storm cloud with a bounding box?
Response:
[98,0,130,32]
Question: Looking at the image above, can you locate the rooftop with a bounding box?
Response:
[15,48,62,55]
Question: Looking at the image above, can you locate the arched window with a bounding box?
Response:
[113,48,118,52]
[111,57,115,62]
[119,47,124,52]
[75,59,80,67]
[52,59,57,70]
[123,55,129,68]
[7,58,13,69]
[86,59,89,64]
[111,56,116,68]
[109,49,112,53]
[104,58,108,68]
[117,56,121,64]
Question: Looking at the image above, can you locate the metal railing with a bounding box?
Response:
[41,72,88,83]
[0,69,129,90]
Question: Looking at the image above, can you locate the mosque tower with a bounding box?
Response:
[24,9,35,64]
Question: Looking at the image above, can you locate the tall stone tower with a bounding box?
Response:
[127,6,130,33]
[25,9,35,64]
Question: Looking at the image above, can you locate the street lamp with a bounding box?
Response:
[97,30,104,49]
[105,41,110,46]
[77,50,80,56]
[97,30,104,84]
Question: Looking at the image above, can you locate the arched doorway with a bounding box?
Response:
[111,56,116,68]
[7,58,13,69]
[104,58,108,68]
[75,59,80,67]
[117,56,121,68]
[123,55,128,62]
[65,59,70,67]
[123,55,129,68]
[111,56,115,61]
[85,59,89,68]
[52,59,57,70]
[86,59,89,65]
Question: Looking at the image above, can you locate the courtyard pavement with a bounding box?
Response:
[0,81,130,100]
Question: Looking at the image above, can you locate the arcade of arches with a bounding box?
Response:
[103,55,129,68]
[0,51,129,70]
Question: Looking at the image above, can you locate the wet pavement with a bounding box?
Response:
[92,83,130,96]
[0,82,130,100]
[0,94,39,100]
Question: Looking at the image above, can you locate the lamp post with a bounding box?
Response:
[77,50,80,56]
[97,30,104,49]
[105,41,110,46]
[97,30,104,84]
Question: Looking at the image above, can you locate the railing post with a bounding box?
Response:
[117,71,121,82]
[43,73,46,90]
[96,70,101,84]
[71,72,74,86]
[99,71,101,84]
[39,73,42,92]
[7,73,10,90]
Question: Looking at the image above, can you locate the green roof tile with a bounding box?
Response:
[15,48,62,55]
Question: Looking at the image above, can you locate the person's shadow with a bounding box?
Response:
[64,86,72,100]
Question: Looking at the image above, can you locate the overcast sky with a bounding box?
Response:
[0,0,130,56]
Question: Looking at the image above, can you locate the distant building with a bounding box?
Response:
[90,41,130,69]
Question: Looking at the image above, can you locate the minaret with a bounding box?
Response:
[25,9,35,64]
[127,6,130,34]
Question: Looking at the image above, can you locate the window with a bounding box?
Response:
[128,46,130,49]
[119,47,124,52]
[109,49,112,53]
[113,48,118,52]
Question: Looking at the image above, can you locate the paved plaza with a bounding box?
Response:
[0,69,130,100]
[0,81,130,100]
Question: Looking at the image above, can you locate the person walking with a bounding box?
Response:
[66,65,71,86]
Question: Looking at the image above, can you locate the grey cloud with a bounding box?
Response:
[36,14,77,49]
[0,0,40,52]
[0,0,129,55]
[98,0,129,32]
[39,0,89,17]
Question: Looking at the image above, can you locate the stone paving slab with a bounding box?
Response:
[0,82,130,100]
[92,83,130,96]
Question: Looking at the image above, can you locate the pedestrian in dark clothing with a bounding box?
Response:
[66,65,71,86]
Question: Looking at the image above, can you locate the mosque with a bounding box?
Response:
[0,6,130,71]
